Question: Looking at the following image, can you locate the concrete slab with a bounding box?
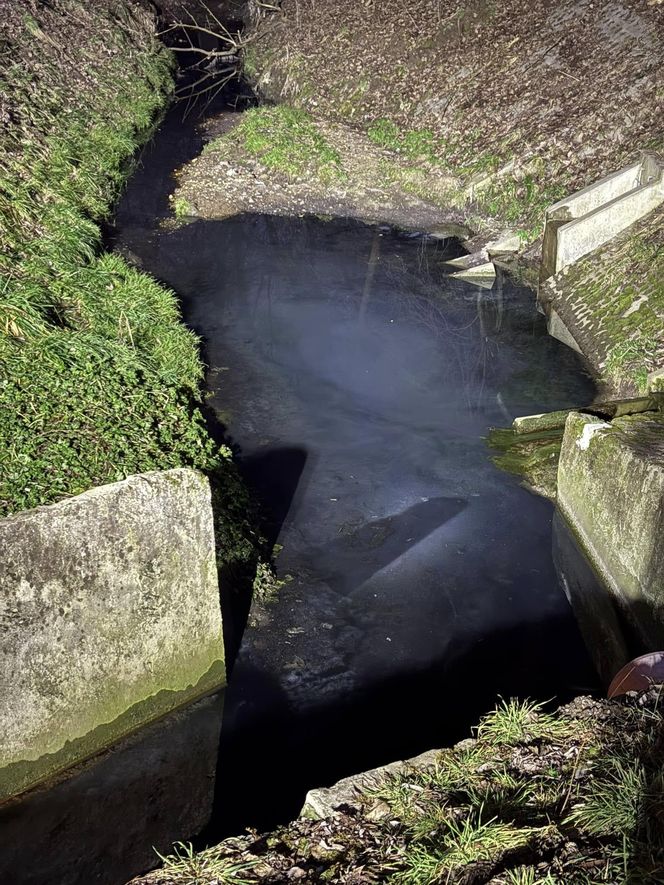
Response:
[546,308,582,353]
[445,249,489,269]
[0,468,225,802]
[486,234,521,255]
[541,155,664,281]
[450,261,496,285]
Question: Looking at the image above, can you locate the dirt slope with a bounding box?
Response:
[244,0,663,245]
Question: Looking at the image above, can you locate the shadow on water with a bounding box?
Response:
[220,445,310,668]
[206,609,595,840]
[310,496,468,597]
[241,447,311,549]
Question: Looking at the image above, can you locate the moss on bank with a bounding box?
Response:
[487,427,564,500]
[211,105,344,184]
[0,0,258,569]
[540,204,664,396]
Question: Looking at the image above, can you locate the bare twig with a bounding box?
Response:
[161,0,254,108]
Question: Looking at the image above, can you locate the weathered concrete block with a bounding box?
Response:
[649,368,664,393]
[445,249,489,270]
[541,156,664,281]
[546,308,582,353]
[513,409,570,435]
[0,469,225,802]
[558,411,664,650]
[450,261,496,283]
[555,181,664,274]
[552,511,631,687]
[301,748,441,820]
[486,233,521,256]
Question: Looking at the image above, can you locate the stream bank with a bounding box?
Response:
[0,0,262,576]
[132,689,664,884]
[240,0,664,249]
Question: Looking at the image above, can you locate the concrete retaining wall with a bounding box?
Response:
[0,469,225,803]
[549,162,644,222]
[557,410,664,654]
[537,200,664,396]
[555,180,664,274]
[541,156,664,281]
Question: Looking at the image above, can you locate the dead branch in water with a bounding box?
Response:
[159,1,252,110]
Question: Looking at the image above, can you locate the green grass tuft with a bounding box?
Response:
[156,841,257,884]
[477,699,575,746]
[567,757,646,838]
[393,813,532,884]
[367,118,446,166]
[215,105,344,183]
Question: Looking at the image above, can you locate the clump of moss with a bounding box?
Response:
[209,105,344,183]
[487,426,565,499]
[552,210,664,394]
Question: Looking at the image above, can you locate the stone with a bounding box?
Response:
[301,749,440,820]
[0,468,225,802]
[557,411,664,650]
[513,410,570,434]
[649,368,664,393]
[486,234,521,255]
[427,221,473,240]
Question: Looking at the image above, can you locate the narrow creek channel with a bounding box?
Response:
[0,97,601,885]
[127,212,601,838]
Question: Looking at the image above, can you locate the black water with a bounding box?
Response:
[0,94,602,884]
[123,212,600,841]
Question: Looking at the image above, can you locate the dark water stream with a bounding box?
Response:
[125,212,600,839]
[0,97,602,884]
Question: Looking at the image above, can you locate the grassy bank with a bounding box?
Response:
[0,0,258,568]
[132,691,664,884]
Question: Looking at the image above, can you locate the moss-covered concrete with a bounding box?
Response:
[487,426,564,500]
[539,204,664,396]
[558,409,664,650]
[0,469,225,803]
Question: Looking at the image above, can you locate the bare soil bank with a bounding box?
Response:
[244,0,663,247]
